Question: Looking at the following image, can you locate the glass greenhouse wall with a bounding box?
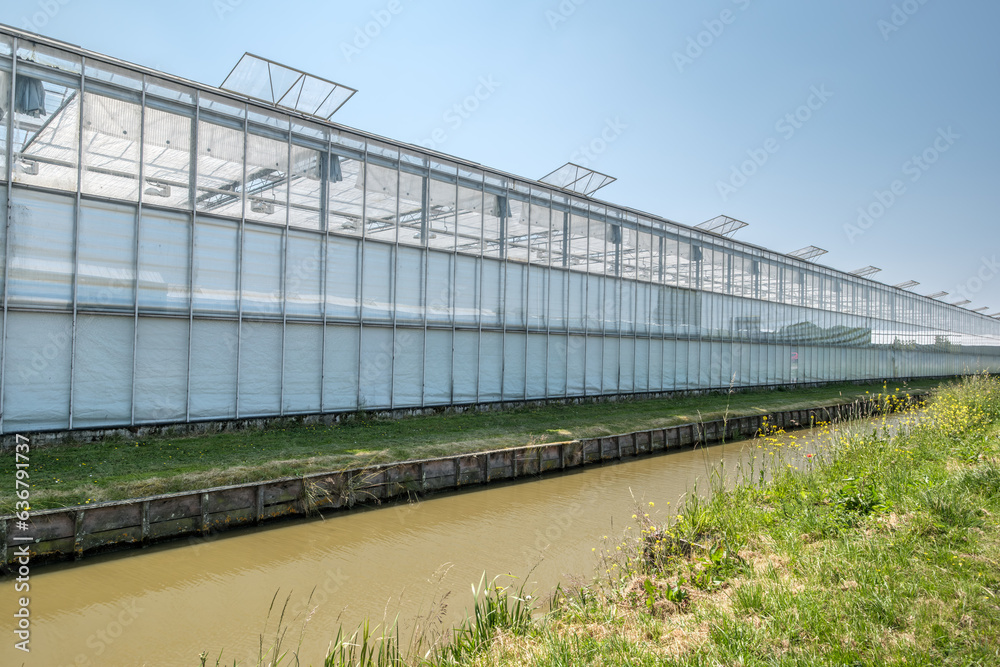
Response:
[1,28,998,434]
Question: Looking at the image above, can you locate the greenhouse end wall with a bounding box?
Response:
[1,28,999,435]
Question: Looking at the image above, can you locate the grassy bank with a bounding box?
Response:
[449,375,1000,665]
[3,379,937,513]
[281,375,999,666]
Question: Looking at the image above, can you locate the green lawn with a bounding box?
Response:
[3,379,939,513]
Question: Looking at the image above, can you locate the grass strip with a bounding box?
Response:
[468,374,1000,666]
[3,378,938,513]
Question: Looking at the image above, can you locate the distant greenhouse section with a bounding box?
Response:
[0,27,998,434]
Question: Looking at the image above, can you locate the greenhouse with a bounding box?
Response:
[1,26,998,435]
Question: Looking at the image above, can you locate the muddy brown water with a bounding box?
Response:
[0,416,901,666]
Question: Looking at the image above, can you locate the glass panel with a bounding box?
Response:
[455,183,482,256]
[327,153,363,235]
[285,230,323,319]
[196,120,244,218]
[72,315,134,427]
[77,198,135,308]
[505,195,530,263]
[364,162,397,242]
[199,91,245,120]
[192,216,238,314]
[427,175,456,251]
[134,317,188,422]
[84,60,142,91]
[245,131,288,225]
[482,191,504,259]
[138,208,190,312]
[288,143,321,230]
[82,91,141,200]
[0,62,9,180]
[143,106,192,209]
[331,129,364,155]
[571,213,592,272]
[145,76,195,104]
[529,198,551,265]
[620,226,638,280]
[241,223,282,315]
[189,319,238,419]
[548,207,569,268]
[16,42,81,73]
[8,188,74,306]
[12,67,80,192]
[327,235,360,319]
[397,169,425,247]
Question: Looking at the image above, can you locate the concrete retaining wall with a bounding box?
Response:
[0,396,921,571]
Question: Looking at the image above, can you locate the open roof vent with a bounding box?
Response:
[695,215,748,238]
[850,266,882,278]
[221,53,357,120]
[539,163,615,196]
[787,246,827,262]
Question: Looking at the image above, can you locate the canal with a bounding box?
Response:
[1,415,888,666]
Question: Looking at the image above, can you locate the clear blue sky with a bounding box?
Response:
[4,0,999,313]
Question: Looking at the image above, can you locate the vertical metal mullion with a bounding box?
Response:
[279,128,291,415]
[318,139,331,413]
[449,177,457,406]
[597,213,606,397]
[631,232,639,396]
[0,40,18,434]
[563,212,570,399]
[129,77,147,426]
[420,169,429,408]
[646,235,653,394]
[356,147,367,411]
[67,57,86,430]
[475,175,483,405]
[541,203,550,400]
[185,93,199,422]
[499,186,508,403]
[388,162,400,410]
[521,198,531,401]
[235,109,248,418]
